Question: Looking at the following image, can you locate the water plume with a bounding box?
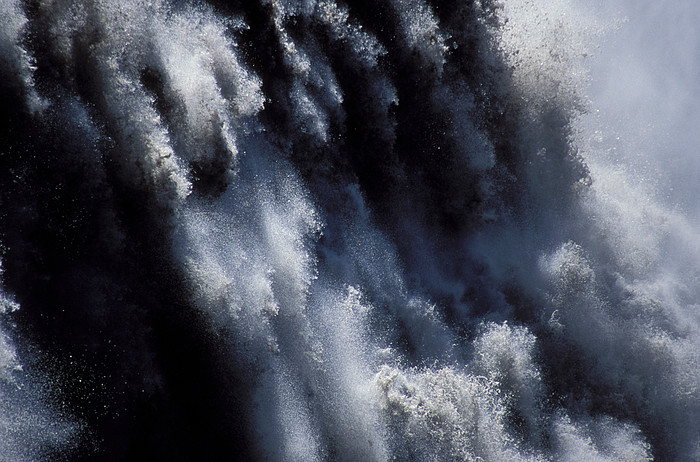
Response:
[0,0,696,460]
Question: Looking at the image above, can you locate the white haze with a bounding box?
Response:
[580,0,700,213]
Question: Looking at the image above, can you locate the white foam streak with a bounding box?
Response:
[553,415,651,462]
[489,0,599,108]
[0,0,44,111]
[390,0,447,74]
[30,0,265,204]
[0,269,76,460]
[316,0,386,67]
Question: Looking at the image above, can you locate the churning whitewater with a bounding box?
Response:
[0,0,698,460]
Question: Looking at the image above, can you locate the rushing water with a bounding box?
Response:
[1,0,699,460]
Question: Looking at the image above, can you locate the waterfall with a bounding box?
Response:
[0,0,698,460]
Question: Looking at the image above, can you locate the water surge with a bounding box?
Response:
[0,0,698,460]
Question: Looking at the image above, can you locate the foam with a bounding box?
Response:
[2,0,699,459]
[0,0,45,111]
[0,275,77,460]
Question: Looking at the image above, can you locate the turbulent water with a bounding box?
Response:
[1,0,699,460]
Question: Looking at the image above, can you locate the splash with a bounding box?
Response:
[0,0,696,460]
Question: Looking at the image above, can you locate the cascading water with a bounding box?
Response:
[0,0,698,460]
